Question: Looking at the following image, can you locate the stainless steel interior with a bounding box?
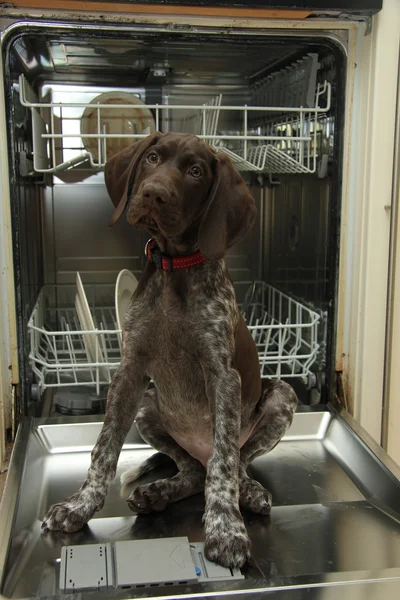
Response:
[1,409,400,599]
[3,24,343,412]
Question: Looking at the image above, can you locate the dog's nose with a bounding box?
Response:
[141,183,170,205]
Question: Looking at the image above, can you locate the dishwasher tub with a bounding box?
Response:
[1,408,400,599]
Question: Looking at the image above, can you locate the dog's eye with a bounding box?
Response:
[147,153,159,164]
[189,165,202,178]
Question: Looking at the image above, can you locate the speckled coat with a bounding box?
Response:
[42,133,297,568]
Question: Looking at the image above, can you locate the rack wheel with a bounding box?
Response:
[306,373,317,390]
[31,383,41,401]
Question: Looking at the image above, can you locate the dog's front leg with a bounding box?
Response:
[203,366,251,568]
[42,362,148,533]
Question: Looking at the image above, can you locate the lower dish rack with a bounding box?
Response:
[28,281,321,395]
[28,284,122,395]
[242,281,321,380]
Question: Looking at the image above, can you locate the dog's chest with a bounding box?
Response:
[145,299,206,374]
[123,265,238,389]
[127,268,234,340]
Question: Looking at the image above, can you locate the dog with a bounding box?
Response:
[42,132,298,568]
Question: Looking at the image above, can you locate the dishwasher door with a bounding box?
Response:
[0,407,400,599]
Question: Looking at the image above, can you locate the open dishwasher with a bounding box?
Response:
[1,5,400,599]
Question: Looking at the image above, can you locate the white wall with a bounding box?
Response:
[339,0,400,445]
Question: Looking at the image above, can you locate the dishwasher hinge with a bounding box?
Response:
[335,371,348,411]
[312,13,372,36]
[11,384,17,441]
[337,13,372,36]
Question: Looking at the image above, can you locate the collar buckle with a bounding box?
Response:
[148,240,174,272]
[149,244,163,270]
[163,254,173,272]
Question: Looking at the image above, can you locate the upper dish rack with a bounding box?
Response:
[18,58,331,176]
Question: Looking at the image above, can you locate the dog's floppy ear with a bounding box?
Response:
[105,132,161,227]
[198,153,257,260]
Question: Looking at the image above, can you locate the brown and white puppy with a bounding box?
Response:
[42,132,297,569]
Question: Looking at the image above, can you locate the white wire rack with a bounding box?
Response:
[28,287,122,395]
[217,81,331,174]
[28,281,321,394]
[18,74,331,175]
[242,281,321,379]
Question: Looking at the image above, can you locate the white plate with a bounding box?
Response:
[115,269,138,331]
[80,91,155,163]
[75,272,108,381]
[75,294,94,362]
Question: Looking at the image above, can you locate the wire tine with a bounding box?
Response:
[97,104,101,168]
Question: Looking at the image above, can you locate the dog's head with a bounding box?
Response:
[105,132,256,260]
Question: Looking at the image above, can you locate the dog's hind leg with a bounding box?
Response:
[239,379,298,515]
[126,388,205,513]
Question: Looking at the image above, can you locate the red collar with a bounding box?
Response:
[145,239,206,272]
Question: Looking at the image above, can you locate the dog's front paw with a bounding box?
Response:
[42,491,100,533]
[204,508,251,568]
[205,528,251,568]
